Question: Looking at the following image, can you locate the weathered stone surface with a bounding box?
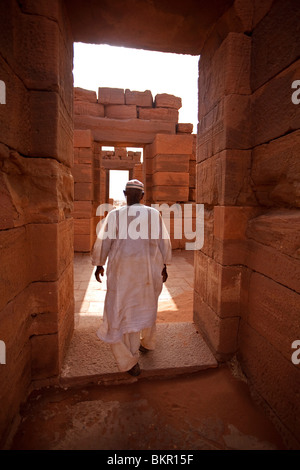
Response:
[28,219,73,282]
[176,123,193,134]
[74,100,105,117]
[31,333,59,379]
[74,147,93,165]
[245,210,300,293]
[0,56,31,156]
[72,164,93,183]
[149,134,193,156]
[152,154,190,173]
[196,150,256,206]
[74,129,93,148]
[155,93,182,110]
[125,89,153,107]
[246,210,300,259]
[245,272,300,361]
[98,87,125,105]
[251,130,300,207]
[74,182,93,201]
[14,12,60,91]
[197,94,251,161]
[238,320,300,442]
[152,186,189,202]
[74,87,97,102]
[74,218,93,235]
[105,104,137,119]
[193,291,239,359]
[0,152,73,227]
[199,32,251,116]
[74,115,176,146]
[251,0,300,91]
[252,59,300,147]
[73,201,94,218]
[214,206,260,241]
[153,172,189,186]
[138,107,178,122]
[29,91,73,166]
[0,226,31,311]
[74,233,93,252]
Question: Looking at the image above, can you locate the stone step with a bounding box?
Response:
[60,322,218,387]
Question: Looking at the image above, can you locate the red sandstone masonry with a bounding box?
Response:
[98,87,125,105]
[125,89,153,107]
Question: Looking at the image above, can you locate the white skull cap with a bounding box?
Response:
[125,179,144,190]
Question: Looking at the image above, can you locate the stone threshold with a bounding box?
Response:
[60,322,218,387]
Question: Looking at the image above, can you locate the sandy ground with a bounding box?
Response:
[10,366,285,450]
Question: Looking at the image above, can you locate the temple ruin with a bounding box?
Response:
[0,0,299,450]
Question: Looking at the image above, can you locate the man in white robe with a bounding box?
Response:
[91,179,172,376]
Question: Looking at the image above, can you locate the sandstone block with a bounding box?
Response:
[74,233,93,252]
[198,94,252,158]
[176,123,193,134]
[74,147,93,165]
[28,219,73,282]
[74,100,105,117]
[31,333,59,379]
[74,218,93,235]
[74,182,93,201]
[74,129,93,148]
[246,210,300,259]
[74,115,176,145]
[251,0,300,91]
[15,12,60,91]
[72,164,93,183]
[198,32,251,115]
[196,150,256,206]
[252,229,298,287]
[238,320,300,441]
[74,87,97,102]
[252,59,300,147]
[98,87,125,105]
[152,186,189,202]
[251,130,300,207]
[0,152,74,226]
[214,206,260,240]
[155,93,182,110]
[149,134,193,156]
[153,154,190,173]
[125,89,153,107]
[105,104,137,119]
[138,107,178,122]
[0,56,31,156]
[73,201,94,219]
[0,226,30,311]
[153,172,189,186]
[29,91,73,166]
[193,291,239,359]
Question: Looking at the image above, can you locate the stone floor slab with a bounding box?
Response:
[60,322,217,387]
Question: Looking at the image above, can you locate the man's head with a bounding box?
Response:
[123,179,144,205]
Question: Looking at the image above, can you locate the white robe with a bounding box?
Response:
[91,204,172,343]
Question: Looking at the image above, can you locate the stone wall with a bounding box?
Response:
[193,0,300,448]
[0,0,74,446]
[73,86,196,251]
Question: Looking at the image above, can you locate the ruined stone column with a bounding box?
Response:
[0,0,74,445]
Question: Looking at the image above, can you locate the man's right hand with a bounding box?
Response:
[95,266,104,283]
